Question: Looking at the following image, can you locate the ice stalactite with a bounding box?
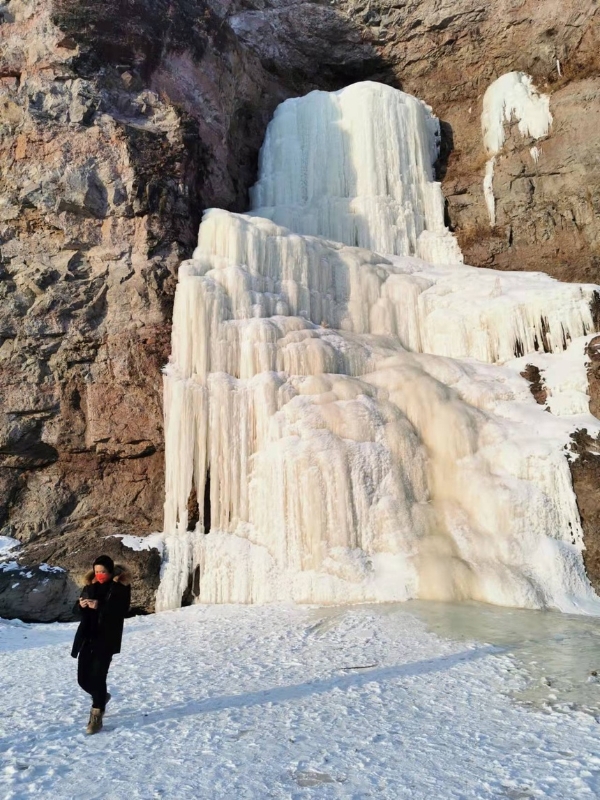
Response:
[481,72,553,225]
[156,81,600,615]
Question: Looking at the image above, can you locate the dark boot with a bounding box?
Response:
[86,707,103,735]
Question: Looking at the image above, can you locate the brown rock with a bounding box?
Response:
[331,0,600,282]
[0,0,380,617]
[520,364,548,407]
[569,429,600,595]
[0,532,161,621]
[568,335,600,596]
[0,563,79,623]
[586,335,600,419]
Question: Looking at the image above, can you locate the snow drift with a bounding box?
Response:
[156,82,600,614]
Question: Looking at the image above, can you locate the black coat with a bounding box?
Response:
[71,572,131,658]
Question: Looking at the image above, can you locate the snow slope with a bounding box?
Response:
[1,605,599,799]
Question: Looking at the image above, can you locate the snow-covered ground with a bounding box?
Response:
[1,604,599,799]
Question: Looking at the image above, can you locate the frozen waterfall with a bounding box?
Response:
[156,81,600,615]
[250,82,463,264]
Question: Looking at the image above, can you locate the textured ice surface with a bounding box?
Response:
[481,72,552,224]
[157,82,600,615]
[508,334,598,417]
[482,72,552,156]
[408,600,600,716]
[250,81,462,264]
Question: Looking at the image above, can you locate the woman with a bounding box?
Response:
[71,555,131,734]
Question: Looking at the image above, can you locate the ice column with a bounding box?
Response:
[481,72,552,225]
[250,81,463,264]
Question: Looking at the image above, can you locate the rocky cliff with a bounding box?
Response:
[1,0,599,619]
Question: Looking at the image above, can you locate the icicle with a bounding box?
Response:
[483,157,496,226]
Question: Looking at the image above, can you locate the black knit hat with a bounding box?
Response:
[93,554,114,574]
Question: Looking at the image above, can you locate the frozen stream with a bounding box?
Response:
[405,600,600,716]
[309,600,600,716]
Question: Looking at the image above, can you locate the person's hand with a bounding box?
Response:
[79,598,88,608]
[87,599,99,610]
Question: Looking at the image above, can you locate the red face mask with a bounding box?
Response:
[95,572,111,583]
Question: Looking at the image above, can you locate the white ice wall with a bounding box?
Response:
[178,210,596,372]
[250,82,462,264]
[156,82,600,616]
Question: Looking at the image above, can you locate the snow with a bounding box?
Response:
[250,81,463,264]
[0,537,63,575]
[1,560,63,576]
[530,145,541,165]
[110,533,165,555]
[38,564,65,574]
[481,72,552,156]
[481,72,552,224]
[158,81,600,615]
[507,334,598,417]
[1,603,599,799]
[0,536,20,556]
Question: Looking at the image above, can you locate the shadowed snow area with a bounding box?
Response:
[1,604,599,798]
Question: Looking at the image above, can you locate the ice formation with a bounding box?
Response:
[156,82,600,615]
[481,72,553,225]
[508,334,598,417]
[250,82,463,264]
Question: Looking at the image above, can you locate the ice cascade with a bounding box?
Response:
[156,82,600,615]
[250,82,463,264]
[481,72,553,225]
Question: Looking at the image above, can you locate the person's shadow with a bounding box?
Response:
[0,644,499,754]
[113,644,499,731]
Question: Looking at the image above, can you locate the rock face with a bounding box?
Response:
[0,0,379,617]
[1,0,599,618]
[332,0,600,282]
[0,535,161,620]
[0,563,79,623]
[569,336,600,597]
[569,425,600,598]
